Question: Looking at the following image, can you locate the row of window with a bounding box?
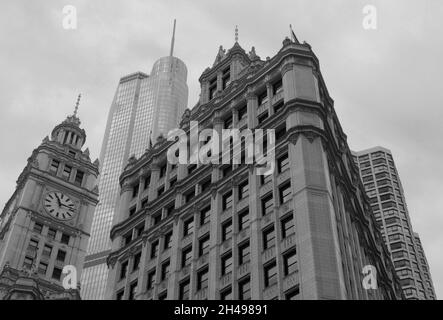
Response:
[49,159,84,186]
[33,222,71,245]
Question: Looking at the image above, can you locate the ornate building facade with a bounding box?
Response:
[353,146,436,299]
[104,36,403,300]
[0,105,99,300]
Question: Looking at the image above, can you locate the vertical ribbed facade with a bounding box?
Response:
[353,146,436,299]
[81,57,188,300]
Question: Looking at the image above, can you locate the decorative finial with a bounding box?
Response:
[74,93,81,117]
[235,25,238,42]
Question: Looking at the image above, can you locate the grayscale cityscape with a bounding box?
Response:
[0,0,441,302]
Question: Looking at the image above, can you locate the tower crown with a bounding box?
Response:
[50,95,86,150]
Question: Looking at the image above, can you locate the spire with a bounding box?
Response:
[73,93,81,117]
[235,25,239,43]
[289,24,300,44]
[169,19,176,57]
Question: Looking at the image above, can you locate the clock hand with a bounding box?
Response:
[54,194,62,206]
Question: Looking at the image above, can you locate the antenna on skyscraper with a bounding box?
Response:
[169,19,176,57]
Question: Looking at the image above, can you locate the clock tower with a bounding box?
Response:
[0,97,99,300]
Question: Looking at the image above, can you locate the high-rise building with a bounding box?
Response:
[352,146,436,299]
[104,35,402,300]
[81,21,188,300]
[0,98,99,300]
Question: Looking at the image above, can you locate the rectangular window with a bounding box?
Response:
[258,111,269,124]
[263,226,276,250]
[133,252,141,271]
[157,186,165,197]
[153,212,162,226]
[132,184,139,198]
[188,164,197,175]
[221,219,232,242]
[23,256,34,269]
[159,164,167,178]
[200,206,211,226]
[49,159,60,174]
[185,189,195,203]
[279,181,292,204]
[52,267,62,281]
[221,252,233,276]
[61,233,70,245]
[182,246,193,268]
[238,105,247,121]
[273,79,283,95]
[286,287,300,300]
[120,261,128,279]
[128,281,138,300]
[197,267,209,291]
[261,194,274,216]
[129,206,136,217]
[264,261,278,287]
[260,174,272,185]
[150,240,159,259]
[161,260,170,281]
[239,277,251,300]
[33,222,43,234]
[238,209,250,231]
[238,241,250,265]
[276,126,287,142]
[42,244,52,259]
[199,235,210,257]
[200,178,212,193]
[28,239,39,252]
[165,202,175,217]
[274,102,284,114]
[116,290,124,300]
[74,170,84,186]
[258,91,268,106]
[144,175,151,190]
[283,250,297,276]
[164,231,173,250]
[281,214,295,239]
[179,279,190,300]
[62,165,72,180]
[169,177,177,188]
[38,262,48,275]
[220,287,232,300]
[147,269,156,290]
[222,191,233,211]
[183,217,194,237]
[47,228,57,240]
[278,153,289,173]
[238,180,249,200]
[56,250,66,263]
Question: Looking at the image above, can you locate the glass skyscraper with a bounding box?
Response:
[81,28,188,299]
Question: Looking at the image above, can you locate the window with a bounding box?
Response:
[49,159,60,174]
[116,290,124,300]
[239,277,251,300]
[161,260,170,281]
[197,267,209,291]
[279,182,292,204]
[276,126,287,142]
[181,246,192,268]
[52,267,62,281]
[277,153,289,173]
[238,210,250,231]
[281,214,295,239]
[238,105,247,121]
[183,217,194,237]
[222,67,231,90]
[144,175,151,190]
[128,281,138,300]
[129,206,136,217]
[128,281,137,300]
[238,180,249,200]
[42,244,52,258]
[165,202,175,217]
[38,262,48,275]
[159,164,167,178]
[120,261,128,279]
[56,250,66,263]
[261,194,274,216]
[221,252,233,275]
[74,170,84,186]
[222,191,233,211]
[123,233,132,246]
[222,165,232,177]
[179,279,190,300]
[188,164,197,175]
[200,178,212,193]
[199,235,210,257]
[132,184,139,198]
[157,186,165,197]
[158,291,167,300]
[209,78,217,100]
[274,102,284,114]
[260,174,272,185]
[28,239,39,252]
[185,189,195,203]
[61,233,70,245]
[283,250,297,276]
[221,219,232,241]
[263,226,275,250]
[224,117,233,130]
[258,91,268,106]
[152,212,162,226]
[220,287,232,300]
[164,231,173,250]
[133,252,141,271]
[169,177,177,188]
[62,165,72,180]
[258,111,269,124]
[264,261,278,287]
[23,256,34,269]
[200,206,211,226]
[47,228,56,240]
[151,240,159,259]
[273,79,283,95]
[286,287,300,300]
[34,222,43,234]
[147,269,156,290]
[238,241,250,265]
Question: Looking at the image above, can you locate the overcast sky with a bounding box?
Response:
[1,0,442,299]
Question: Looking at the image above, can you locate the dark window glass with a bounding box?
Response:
[120,261,128,279]
[183,218,194,237]
[34,223,43,234]
[239,241,250,265]
[278,153,289,173]
[238,210,250,231]
[61,233,70,245]
[179,279,190,300]
[161,260,170,280]
[279,182,292,204]
[264,261,278,287]
[164,231,173,250]
[281,214,295,239]
[49,159,60,174]
[239,277,251,300]
[147,269,156,290]
[263,226,276,250]
[128,281,138,300]
[47,228,56,240]
[52,267,62,280]
[197,267,209,291]
[133,252,141,271]
[200,206,211,226]
[261,194,274,216]
[283,250,297,276]
[56,250,66,263]
[238,180,249,200]
[150,240,159,259]
[181,246,192,268]
[220,287,232,300]
[222,191,233,211]
[74,170,84,186]
[62,165,72,180]
[221,219,232,241]
[199,235,210,256]
[221,252,233,276]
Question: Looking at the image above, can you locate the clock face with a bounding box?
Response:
[44,192,76,220]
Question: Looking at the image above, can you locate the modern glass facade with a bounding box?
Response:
[81,57,188,300]
[353,146,436,300]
